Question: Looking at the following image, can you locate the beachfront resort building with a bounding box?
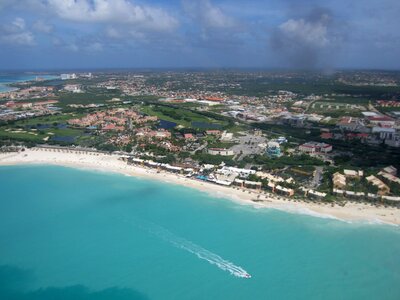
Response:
[333,172,347,189]
[275,185,295,197]
[378,171,400,185]
[382,166,397,176]
[366,175,390,196]
[233,179,262,190]
[307,190,327,200]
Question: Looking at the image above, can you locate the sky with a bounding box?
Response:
[0,0,399,70]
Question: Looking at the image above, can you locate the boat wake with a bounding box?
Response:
[143,222,251,279]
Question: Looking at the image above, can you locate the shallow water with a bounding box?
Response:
[0,165,399,299]
[0,74,58,92]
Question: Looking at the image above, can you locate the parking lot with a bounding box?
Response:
[230,134,267,160]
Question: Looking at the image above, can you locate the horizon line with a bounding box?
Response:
[1,67,400,73]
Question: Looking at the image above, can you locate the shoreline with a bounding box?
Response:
[0,74,59,93]
[0,84,18,93]
[1,149,399,226]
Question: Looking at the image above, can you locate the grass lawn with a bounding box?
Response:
[141,106,189,126]
[0,120,84,144]
[141,105,227,128]
[57,91,121,107]
[0,129,47,142]
[46,128,83,136]
[13,113,84,126]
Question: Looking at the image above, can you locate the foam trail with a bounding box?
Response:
[144,223,251,278]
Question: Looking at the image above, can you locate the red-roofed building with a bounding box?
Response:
[102,124,124,131]
[377,100,400,107]
[103,124,116,130]
[320,132,333,139]
[368,115,395,127]
[337,117,363,131]
[5,101,16,108]
[184,133,195,140]
[357,133,369,139]
[205,97,224,102]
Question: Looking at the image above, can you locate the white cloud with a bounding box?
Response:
[270,8,342,68]
[105,27,122,39]
[183,0,236,29]
[46,0,178,32]
[0,17,35,46]
[66,44,79,52]
[2,32,35,46]
[12,17,26,30]
[278,18,330,48]
[85,42,103,52]
[33,20,53,33]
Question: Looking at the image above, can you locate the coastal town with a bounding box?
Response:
[1,70,400,212]
[2,0,400,297]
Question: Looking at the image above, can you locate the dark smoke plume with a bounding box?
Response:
[270,7,341,69]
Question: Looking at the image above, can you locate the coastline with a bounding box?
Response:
[0,74,59,93]
[1,149,399,226]
[0,84,18,93]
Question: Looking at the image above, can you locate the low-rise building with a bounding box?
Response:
[333,188,345,197]
[337,117,365,131]
[343,169,363,178]
[255,172,284,183]
[378,171,400,185]
[208,148,234,156]
[372,127,396,139]
[205,130,222,136]
[266,141,282,158]
[367,193,379,201]
[243,180,262,190]
[382,195,400,204]
[219,166,255,178]
[382,165,397,176]
[333,172,347,189]
[368,115,395,127]
[299,142,332,154]
[221,132,233,141]
[308,190,327,199]
[366,175,390,195]
[64,84,82,93]
[184,133,195,140]
[275,185,294,197]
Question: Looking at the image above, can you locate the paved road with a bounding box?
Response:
[191,141,207,155]
[311,166,324,188]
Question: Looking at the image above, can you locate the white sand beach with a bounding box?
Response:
[1,148,399,226]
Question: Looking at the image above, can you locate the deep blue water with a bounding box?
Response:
[25,123,68,130]
[0,165,400,300]
[157,119,177,129]
[51,136,76,143]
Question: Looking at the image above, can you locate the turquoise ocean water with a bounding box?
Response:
[0,74,58,92]
[0,165,400,300]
